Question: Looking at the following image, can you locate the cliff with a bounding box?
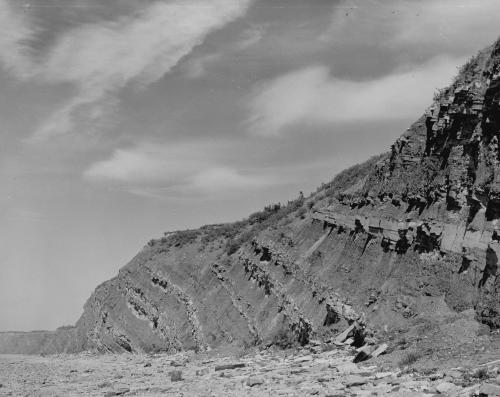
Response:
[0,327,78,354]
[2,38,500,354]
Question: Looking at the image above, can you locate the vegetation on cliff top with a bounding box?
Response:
[147,152,388,256]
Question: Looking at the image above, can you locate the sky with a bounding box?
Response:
[1,0,500,331]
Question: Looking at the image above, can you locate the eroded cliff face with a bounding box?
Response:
[2,39,500,355]
[319,39,500,329]
[72,217,364,354]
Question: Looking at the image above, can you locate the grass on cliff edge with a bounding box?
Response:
[147,152,388,255]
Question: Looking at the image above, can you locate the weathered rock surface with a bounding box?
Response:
[2,38,500,355]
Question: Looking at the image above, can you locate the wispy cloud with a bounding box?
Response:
[84,143,203,184]
[247,56,462,136]
[182,24,265,79]
[0,0,253,141]
[0,1,38,77]
[5,208,47,223]
[237,25,265,49]
[183,53,222,79]
[84,141,274,197]
[190,167,268,193]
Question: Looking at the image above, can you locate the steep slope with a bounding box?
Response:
[2,38,500,355]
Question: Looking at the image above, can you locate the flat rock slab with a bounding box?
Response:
[214,363,246,371]
[294,355,313,363]
[103,387,130,397]
[480,383,500,396]
[344,375,368,387]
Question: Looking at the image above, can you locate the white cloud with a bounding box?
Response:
[0,0,253,141]
[84,143,205,183]
[247,56,463,136]
[191,167,268,193]
[84,141,274,197]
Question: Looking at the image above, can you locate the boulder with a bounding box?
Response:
[435,381,457,394]
[371,343,388,358]
[335,324,355,344]
[479,383,500,396]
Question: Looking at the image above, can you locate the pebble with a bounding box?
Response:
[196,368,209,376]
[445,369,462,379]
[429,372,444,380]
[246,376,265,387]
[169,370,183,382]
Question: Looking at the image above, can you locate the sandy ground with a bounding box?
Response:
[1,345,500,396]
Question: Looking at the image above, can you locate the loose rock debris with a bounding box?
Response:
[2,342,500,397]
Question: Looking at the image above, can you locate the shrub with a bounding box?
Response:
[168,229,200,247]
[398,351,421,368]
[472,367,488,380]
[271,328,297,349]
[225,239,241,256]
[318,153,388,198]
[57,325,75,331]
[200,222,243,245]
[248,203,281,225]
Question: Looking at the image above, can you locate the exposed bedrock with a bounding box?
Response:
[69,222,366,353]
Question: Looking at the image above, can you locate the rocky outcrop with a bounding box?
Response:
[315,39,500,329]
[67,223,366,354]
[2,38,500,354]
